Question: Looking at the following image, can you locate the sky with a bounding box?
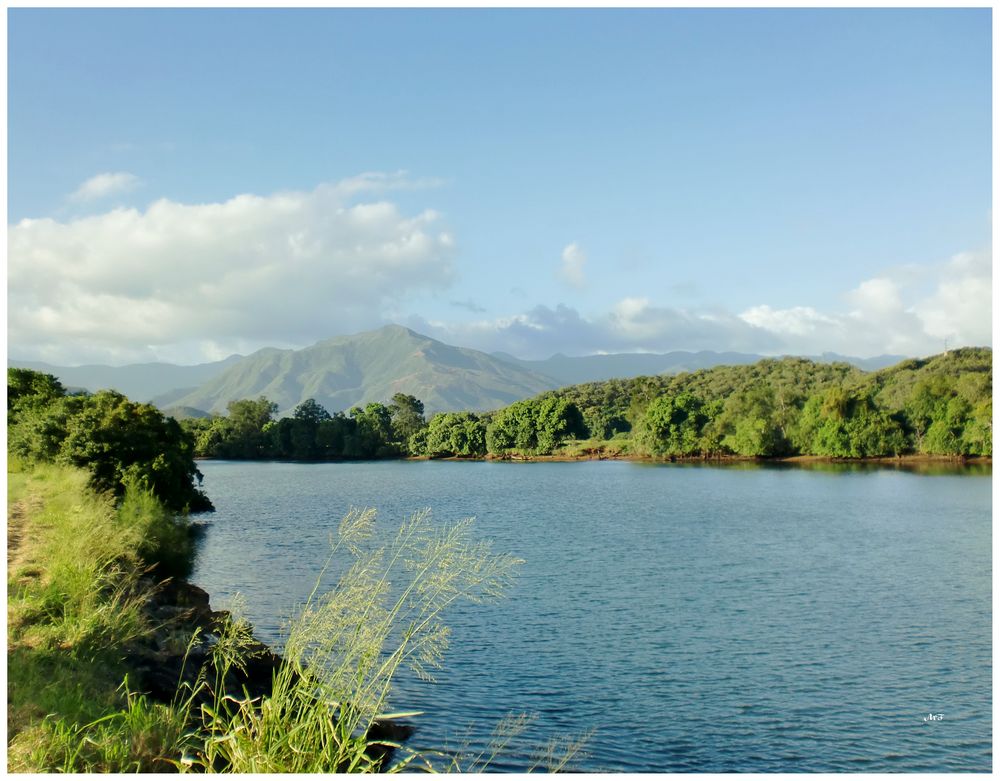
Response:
[6,7,993,366]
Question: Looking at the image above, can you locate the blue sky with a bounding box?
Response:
[7,8,992,365]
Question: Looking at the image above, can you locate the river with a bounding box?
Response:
[191,459,991,772]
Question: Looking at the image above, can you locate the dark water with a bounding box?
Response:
[191,460,992,772]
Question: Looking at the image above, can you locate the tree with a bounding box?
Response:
[801,388,907,458]
[350,403,395,457]
[7,368,65,417]
[218,397,279,458]
[287,399,333,459]
[388,394,426,451]
[714,383,787,456]
[640,393,714,456]
[317,413,357,458]
[534,398,586,453]
[423,412,487,457]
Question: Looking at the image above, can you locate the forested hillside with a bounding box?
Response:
[181,348,991,461]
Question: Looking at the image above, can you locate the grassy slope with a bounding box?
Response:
[7,462,186,771]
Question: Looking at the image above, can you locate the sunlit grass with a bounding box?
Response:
[7,464,192,770]
[176,507,524,773]
[8,463,588,773]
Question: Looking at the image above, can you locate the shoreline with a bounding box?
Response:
[131,573,413,767]
[472,452,993,465]
[197,453,991,467]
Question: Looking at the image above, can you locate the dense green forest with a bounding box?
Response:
[8,368,213,511]
[180,348,991,461]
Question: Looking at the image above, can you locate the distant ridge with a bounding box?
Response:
[491,349,905,387]
[5,355,244,403]
[156,325,559,416]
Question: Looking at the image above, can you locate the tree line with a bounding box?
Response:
[11,348,988,483]
[179,347,990,461]
[181,393,588,460]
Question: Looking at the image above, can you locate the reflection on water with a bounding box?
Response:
[192,459,991,772]
[632,458,992,477]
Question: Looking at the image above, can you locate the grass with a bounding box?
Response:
[7,461,192,771]
[551,435,635,459]
[8,461,588,773]
[7,463,149,652]
[174,507,525,772]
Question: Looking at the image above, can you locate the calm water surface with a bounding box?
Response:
[191,460,991,772]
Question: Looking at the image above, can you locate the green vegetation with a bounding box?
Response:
[7,463,192,771]
[186,393,428,459]
[9,368,212,511]
[7,370,585,773]
[186,348,991,461]
[182,508,523,773]
[7,461,534,772]
[525,348,992,459]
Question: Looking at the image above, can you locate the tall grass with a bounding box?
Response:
[9,464,586,772]
[7,464,195,770]
[175,507,524,772]
[8,464,148,650]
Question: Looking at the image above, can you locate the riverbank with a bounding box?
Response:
[407,448,992,466]
[7,463,411,772]
[8,463,192,770]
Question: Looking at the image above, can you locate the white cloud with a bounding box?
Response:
[559,242,587,288]
[10,175,455,364]
[913,250,992,347]
[413,247,991,360]
[69,171,141,202]
[740,305,839,337]
[847,277,903,316]
[410,299,778,359]
[737,249,991,356]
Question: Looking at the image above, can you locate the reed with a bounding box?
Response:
[176,507,524,773]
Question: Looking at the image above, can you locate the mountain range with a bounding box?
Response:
[8,325,906,417]
[8,355,244,404]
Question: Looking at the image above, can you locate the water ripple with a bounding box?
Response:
[192,460,991,773]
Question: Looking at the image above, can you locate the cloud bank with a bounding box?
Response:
[9,168,989,366]
[412,248,991,359]
[10,174,455,363]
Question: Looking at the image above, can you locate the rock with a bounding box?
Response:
[127,573,411,769]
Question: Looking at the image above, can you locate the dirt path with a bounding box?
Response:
[7,496,40,570]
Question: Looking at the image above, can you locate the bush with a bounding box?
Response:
[7,370,212,512]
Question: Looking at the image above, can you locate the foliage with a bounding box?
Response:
[7,369,212,512]
[485,397,586,455]
[7,465,193,772]
[418,412,488,457]
[200,397,280,459]
[638,393,718,456]
[351,402,398,457]
[182,348,990,461]
[711,383,789,456]
[389,393,426,446]
[8,367,67,415]
[526,349,992,459]
[191,395,435,461]
[177,508,523,773]
[795,389,908,458]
